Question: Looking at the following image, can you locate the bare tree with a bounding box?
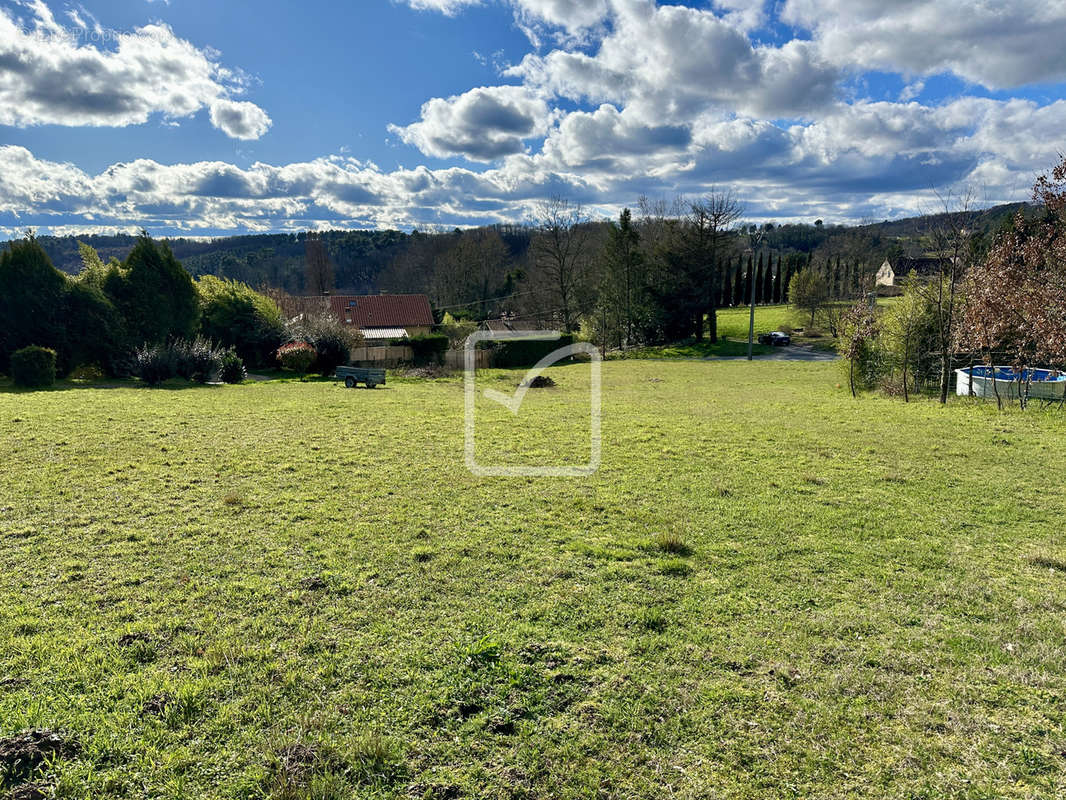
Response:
[919,187,979,403]
[304,232,335,295]
[531,197,596,333]
[432,228,510,314]
[957,157,1066,402]
[685,191,743,342]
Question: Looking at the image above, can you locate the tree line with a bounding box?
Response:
[837,156,1066,406]
[0,233,356,383]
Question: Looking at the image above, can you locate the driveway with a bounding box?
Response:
[715,344,839,362]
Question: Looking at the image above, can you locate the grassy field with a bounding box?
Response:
[618,305,804,359]
[2,361,1066,799]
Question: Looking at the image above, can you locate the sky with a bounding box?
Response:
[2,0,1066,237]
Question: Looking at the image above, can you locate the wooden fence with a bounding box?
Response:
[445,349,491,370]
[349,347,491,370]
[349,346,413,367]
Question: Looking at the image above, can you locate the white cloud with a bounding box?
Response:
[208,100,272,140]
[400,0,481,14]
[0,2,272,138]
[6,93,1065,233]
[512,0,608,33]
[505,2,838,123]
[782,0,1066,89]
[389,85,555,161]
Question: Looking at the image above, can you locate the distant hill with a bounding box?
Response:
[13,229,410,294]
[4,202,1036,293]
[856,202,1035,239]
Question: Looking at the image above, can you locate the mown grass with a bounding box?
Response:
[618,337,773,359]
[622,305,836,360]
[2,360,1066,798]
[716,303,802,339]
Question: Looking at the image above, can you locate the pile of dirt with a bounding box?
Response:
[522,376,556,388]
[6,783,49,800]
[143,693,173,717]
[0,729,76,789]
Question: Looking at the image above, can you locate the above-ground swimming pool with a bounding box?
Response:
[956,366,1066,401]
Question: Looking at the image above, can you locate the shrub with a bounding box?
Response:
[219,349,247,384]
[838,304,882,397]
[133,343,175,385]
[285,314,361,376]
[133,338,225,385]
[440,312,478,348]
[408,334,449,366]
[68,364,106,382]
[197,276,285,368]
[492,335,575,368]
[172,337,224,383]
[10,345,57,388]
[277,341,316,374]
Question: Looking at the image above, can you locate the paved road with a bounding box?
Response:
[715,345,839,362]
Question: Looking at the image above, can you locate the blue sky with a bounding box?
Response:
[2,0,1066,236]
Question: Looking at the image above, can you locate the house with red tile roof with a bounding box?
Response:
[329,294,435,342]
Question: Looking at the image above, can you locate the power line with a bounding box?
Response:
[433,288,541,312]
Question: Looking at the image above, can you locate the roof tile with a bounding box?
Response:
[330,294,434,328]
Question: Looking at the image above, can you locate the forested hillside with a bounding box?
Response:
[5,202,1031,303]
[21,230,410,294]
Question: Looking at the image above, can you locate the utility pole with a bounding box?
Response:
[748,261,757,360]
[746,226,765,361]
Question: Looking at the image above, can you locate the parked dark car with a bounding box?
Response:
[757,331,792,346]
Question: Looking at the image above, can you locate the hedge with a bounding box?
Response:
[11,345,57,388]
[407,334,449,366]
[491,335,575,368]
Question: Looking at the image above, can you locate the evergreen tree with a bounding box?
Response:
[596,208,646,349]
[767,254,776,305]
[732,255,744,306]
[743,253,754,306]
[773,255,784,304]
[61,281,126,374]
[0,235,67,372]
[754,252,765,304]
[104,233,200,346]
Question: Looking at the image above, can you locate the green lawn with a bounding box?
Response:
[716,303,802,339]
[618,337,773,359]
[3,362,1066,798]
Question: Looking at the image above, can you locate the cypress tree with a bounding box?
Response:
[752,252,762,305]
[744,253,754,305]
[763,253,775,305]
[733,255,744,306]
[773,255,783,304]
[0,236,67,372]
[104,233,200,346]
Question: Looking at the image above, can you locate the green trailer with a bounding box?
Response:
[335,366,386,389]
